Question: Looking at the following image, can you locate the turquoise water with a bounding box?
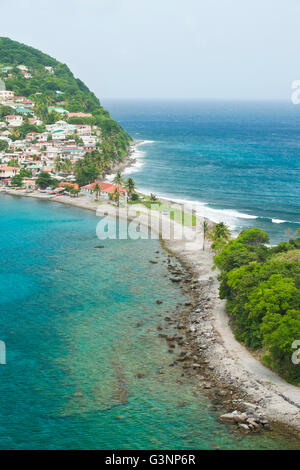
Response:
[104,100,300,244]
[0,194,299,450]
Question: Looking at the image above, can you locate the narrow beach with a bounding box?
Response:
[4,186,300,437]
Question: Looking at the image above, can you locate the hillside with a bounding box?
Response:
[0,37,131,178]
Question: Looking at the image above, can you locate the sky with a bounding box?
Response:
[1,0,299,100]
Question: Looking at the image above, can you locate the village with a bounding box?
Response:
[0,64,129,201]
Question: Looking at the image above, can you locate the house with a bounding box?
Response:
[68,112,92,118]
[0,66,13,73]
[0,166,19,180]
[21,71,32,79]
[0,130,11,137]
[17,65,28,71]
[45,66,54,74]
[48,106,68,114]
[0,90,14,101]
[74,124,92,136]
[5,115,23,127]
[29,118,43,126]
[81,135,97,147]
[26,132,42,142]
[15,107,34,115]
[22,177,37,191]
[81,182,126,199]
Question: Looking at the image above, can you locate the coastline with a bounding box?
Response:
[4,187,300,438]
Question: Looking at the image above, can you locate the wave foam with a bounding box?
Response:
[123,140,155,176]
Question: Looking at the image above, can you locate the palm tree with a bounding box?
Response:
[62,159,73,174]
[92,183,102,201]
[214,222,231,241]
[112,187,122,207]
[150,193,158,202]
[54,157,63,172]
[202,220,209,251]
[113,171,124,186]
[125,177,136,200]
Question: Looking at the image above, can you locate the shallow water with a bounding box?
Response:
[0,194,299,449]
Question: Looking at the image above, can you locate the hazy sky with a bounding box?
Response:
[1,0,299,100]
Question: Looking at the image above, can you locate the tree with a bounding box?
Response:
[237,228,269,246]
[62,158,73,174]
[36,172,53,189]
[125,177,136,200]
[113,171,124,186]
[111,187,122,207]
[74,155,100,186]
[92,183,102,200]
[70,187,80,197]
[261,310,300,382]
[10,173,23,187]
[202,220,209,251]
[210,222,231,241]
[54,156,63,172]
[19,168,32,178]
[8,159,20,167]
[0,140,8,151]
[150,193,158,202]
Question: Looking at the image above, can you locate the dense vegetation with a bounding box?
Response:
[213,226,300,384]
[0,37,132,178]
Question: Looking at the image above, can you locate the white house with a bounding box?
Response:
[5,115,23,127]
[0,166,19,179]
[81,135,97,147]
[45,66,54,74]
[0,90,14,102]
[17,65,28,71]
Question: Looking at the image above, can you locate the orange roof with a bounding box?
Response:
[58,182,79,190]
[82,181,125,194]
[0,166,19,171]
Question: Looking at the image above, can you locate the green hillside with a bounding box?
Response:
[0,37,132,179]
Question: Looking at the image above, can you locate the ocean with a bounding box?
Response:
[0,195,298,449]
[103,99,300,244]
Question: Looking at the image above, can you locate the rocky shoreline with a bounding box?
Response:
[4,186,300,441]
[156,253,300,441]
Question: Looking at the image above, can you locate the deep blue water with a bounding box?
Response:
[1,195,298,449]
[103,100,300,243]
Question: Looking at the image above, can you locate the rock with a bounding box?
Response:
[247,418,261,429]
[136,373,145,379]
[238,423,249,431]
[203,382,212,389]
[219,413,237,423]
[234,413,248,424]
[260,419,269,426]
[149,260,158,264]
[156,300,163,304]
[72,392,84,398]
[176,402,186,407]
